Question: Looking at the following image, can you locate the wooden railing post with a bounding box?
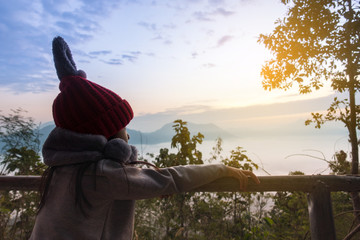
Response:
[307,180,336,240]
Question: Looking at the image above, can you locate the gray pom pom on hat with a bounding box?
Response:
[103,139,138,164]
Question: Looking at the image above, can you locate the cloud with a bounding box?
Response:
[208,0,225,5]
[192,7,235,21]
[129,94,340,133]
[191,52,199,59]
[138,21,175,46]
[89,50,112,56]
[163,23,177,30]
[203,63,216,68]
[122,55,136,62]
[214,8,235,17]
[129,104,215,131]
[120,51,142,63]
[165,104,214,115]
[6,81,58,94]
[98,51,142,65]
[78,59,91,64]
[193,11,213,21]
[0,0,123,93]
[163,40,173,45]
[216,35,234,47]
[101,58,123,65]
[138,21,158,31]
[191,50,208,59]
[151,35,172,45]
[121,54,137,62]
[138,21,177,32]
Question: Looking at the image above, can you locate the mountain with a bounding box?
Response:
[37,121,234,146]
[127,122,234,145]
[39,125,56,145]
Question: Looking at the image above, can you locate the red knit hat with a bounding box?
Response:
[52,36,133,138]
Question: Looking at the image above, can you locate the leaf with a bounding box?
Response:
[264,217,274,226]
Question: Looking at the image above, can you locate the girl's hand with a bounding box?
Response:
[226,166,260,191]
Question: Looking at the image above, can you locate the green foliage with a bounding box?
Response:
[0,109,45,240]
[171,119,204,165]
[208,137,223,163]
[305,97,360,131]
[327,150,360,238]
[259,0,360,232]
[258,0,360,94]
[2,147,44,175]
[218,147,269,240]
[0,108,40,154]
[267,171,310,240]
[135,120,271,240]
[2,113,355,239]
[138,119,360,240]
[331,191,358,239]
[258,0,359,173]
[136,120,206,239]
[0,108,45,176]
[222,146,259,171]
[329,150,351,174]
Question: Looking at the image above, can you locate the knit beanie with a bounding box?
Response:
[52,36,133,139]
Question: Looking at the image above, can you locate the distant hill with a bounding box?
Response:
[0,117,346,152]
[37,122,234,146]
[127,122,234,145]
[39,124,56,145]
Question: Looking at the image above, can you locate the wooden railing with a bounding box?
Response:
[1,175,360,240]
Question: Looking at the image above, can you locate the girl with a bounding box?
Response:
[30,37,259,240]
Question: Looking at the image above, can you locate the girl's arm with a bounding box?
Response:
[102,161,259,200]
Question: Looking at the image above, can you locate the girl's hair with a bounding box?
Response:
[38,160,158,217]
[38,162,98,217]
[38,166,57,212]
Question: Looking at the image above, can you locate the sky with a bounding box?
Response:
[0,0,336,131]
[1,0,356,175]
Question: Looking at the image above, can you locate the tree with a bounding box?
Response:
[258,0,360,223]
[268,171,310,240]
[0,109,40,154]
[218,147,268,240]
[328,151,359,239]
[134,119,205,239]
[134,120,272,239]
[135,120,268,239]
[170,119,204,165]
[0,109,45,239]
[329,150,351,174]
[208,137,223,163]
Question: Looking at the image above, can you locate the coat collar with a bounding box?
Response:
[42,127,137,167]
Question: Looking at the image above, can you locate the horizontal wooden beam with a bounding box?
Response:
[1,175,360,192]
[196,175,360,192]
[0,176,41,191]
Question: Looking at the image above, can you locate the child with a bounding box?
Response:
[30,36,260,240]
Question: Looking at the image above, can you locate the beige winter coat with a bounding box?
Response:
[30,127,230,240]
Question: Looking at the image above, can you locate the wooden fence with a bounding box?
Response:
[1,175,360,240]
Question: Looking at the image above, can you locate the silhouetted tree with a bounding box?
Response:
[259,0,360,223]
[0,109,45,239]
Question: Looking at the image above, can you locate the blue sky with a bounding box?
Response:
[1,0,355,175]
[0,0,336,129]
